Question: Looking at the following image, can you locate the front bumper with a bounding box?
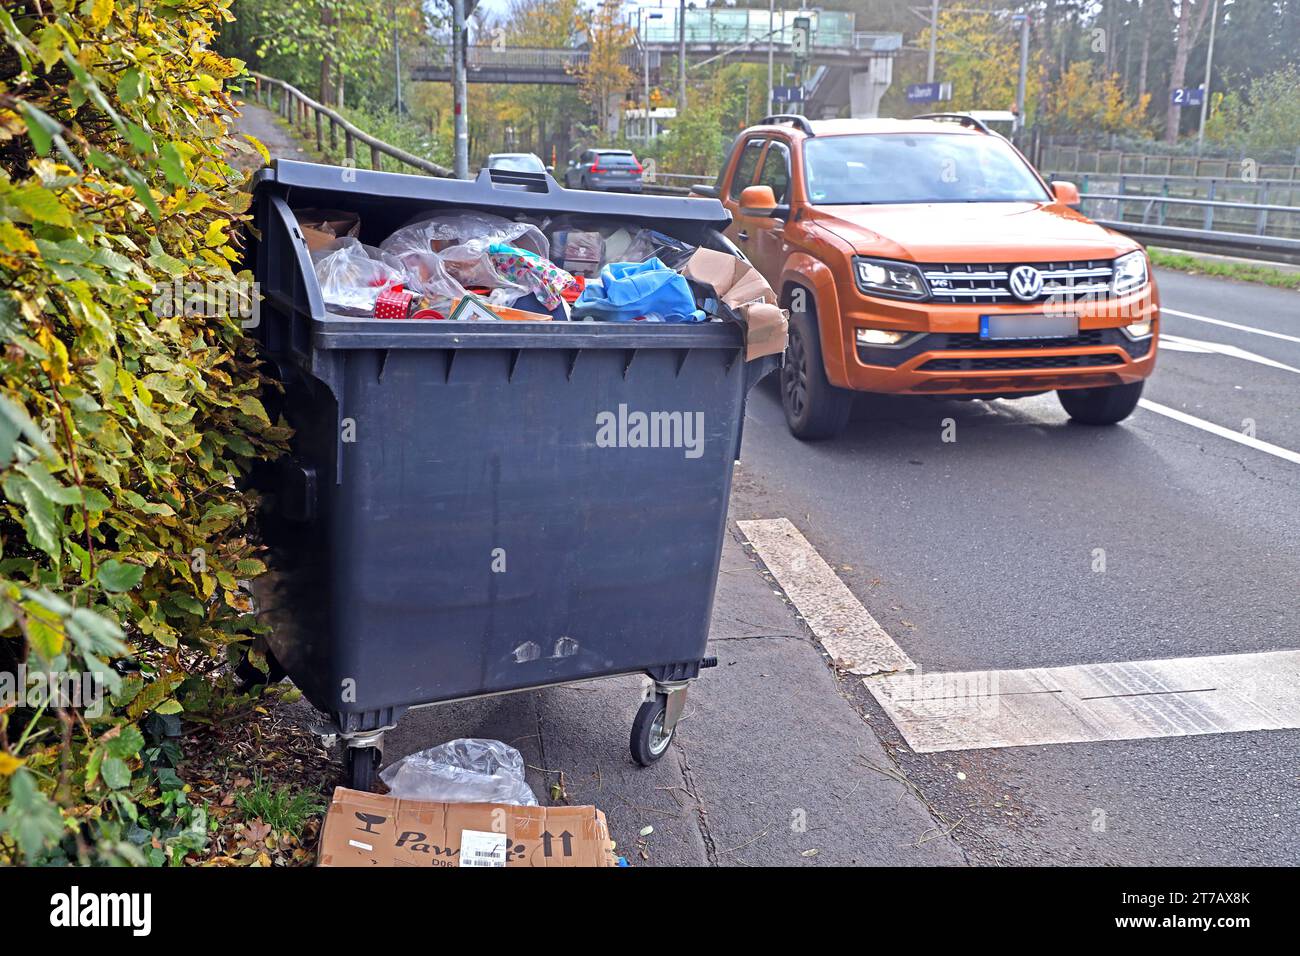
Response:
[834,287,1159,395]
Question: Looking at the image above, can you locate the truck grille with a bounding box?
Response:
[923,259,1115,305]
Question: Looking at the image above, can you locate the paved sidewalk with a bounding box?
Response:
[382,518,965,867]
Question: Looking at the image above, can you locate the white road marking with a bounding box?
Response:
[868,650,1300,753]
[1137,399,1300,465]
[1162,307,1300,346]
[737,517,915,676]
[1159,332,1300,375]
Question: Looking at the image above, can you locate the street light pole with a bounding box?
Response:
[926,0,939,84]
[678,0,688,116]
[642,9,651,142]
[1014,12,1030,129]
[452,0,468,179]
[767,0,775,115]
[393,25,402,114]
[1197,0,1220,152]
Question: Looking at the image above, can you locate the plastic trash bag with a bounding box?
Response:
[311,238,405,315]
[622,229,697,270]
[379,738,539,806]
[572,257,703,323]
[382,247,467,311]
[382,210,549,260]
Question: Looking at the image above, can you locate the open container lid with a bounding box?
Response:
[252,159,733,241]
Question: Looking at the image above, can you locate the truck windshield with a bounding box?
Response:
[803,133,1050,204]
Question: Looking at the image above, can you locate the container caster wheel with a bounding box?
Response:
[630,694,674,766]
[345,745,382,792]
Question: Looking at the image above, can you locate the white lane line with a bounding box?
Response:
[1162,307,1300,346]
[737,517,915,676]
[1137,399,1300,466]
[1160,333,1300,375]
[868,650,1300,753]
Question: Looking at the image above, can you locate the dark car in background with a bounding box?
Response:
[564,149,644,192]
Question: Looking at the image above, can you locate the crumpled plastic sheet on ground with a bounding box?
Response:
[379,738,539,806]
[311,237,406,315]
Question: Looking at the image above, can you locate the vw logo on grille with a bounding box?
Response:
[1008,265,1044,301]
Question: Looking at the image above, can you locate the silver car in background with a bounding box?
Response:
[485,152,551,175]
[564,149,644,192]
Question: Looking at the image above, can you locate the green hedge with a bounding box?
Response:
[0,0,284,863]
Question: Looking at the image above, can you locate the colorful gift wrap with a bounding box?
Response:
[487,242,577,311]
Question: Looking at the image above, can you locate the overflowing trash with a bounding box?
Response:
[296,204,788,356]
[378,738,539,806]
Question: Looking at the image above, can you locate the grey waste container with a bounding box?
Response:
[245,160,779,789]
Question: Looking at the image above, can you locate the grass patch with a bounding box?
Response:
[234,773,327,838]
[1148,248,1300,291]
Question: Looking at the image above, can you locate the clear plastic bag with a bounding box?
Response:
[384,248,467,311]
[311,238,405,315]
[379,738,539,806]
[382,210,549,260]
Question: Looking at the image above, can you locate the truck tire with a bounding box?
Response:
[1057,380,1144,425]
[782,306,854,440]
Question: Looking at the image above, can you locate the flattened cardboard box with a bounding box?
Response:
[318,787,618,867]
[683,247,789,361]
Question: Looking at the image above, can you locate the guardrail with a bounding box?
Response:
[243,72,452,178]
[1080,192,1300,265]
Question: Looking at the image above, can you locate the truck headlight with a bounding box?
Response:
[853,257,929,300]
[1112,251,1149,296]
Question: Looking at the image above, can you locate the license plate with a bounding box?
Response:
[980,312,1079,340]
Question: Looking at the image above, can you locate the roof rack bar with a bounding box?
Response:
[759,113,815,136]
[914,112,992,134]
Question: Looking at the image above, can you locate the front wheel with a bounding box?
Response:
[344,746,382,792]
[781,307,854,440]
[1057,380,1144,425]
[630,695,674,766]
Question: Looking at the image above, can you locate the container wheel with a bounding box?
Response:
[345,745,382,792]
[630,694,674,766]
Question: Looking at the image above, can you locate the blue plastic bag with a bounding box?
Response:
[572,257,704,323]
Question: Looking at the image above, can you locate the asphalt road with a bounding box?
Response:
[730,267,1299,865]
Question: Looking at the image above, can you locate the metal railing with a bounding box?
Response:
[1079,192,1300,264]
[1040,143,1300,181]
[243,72,451,178]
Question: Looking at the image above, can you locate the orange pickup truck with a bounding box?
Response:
[698,114,1159,439]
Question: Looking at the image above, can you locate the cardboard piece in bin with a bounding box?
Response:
[683,247,788,361]
[448,295,552,322]
[318,787,618,867]
[295,209,362,252]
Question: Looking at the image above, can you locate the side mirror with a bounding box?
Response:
[1051,180,1081,209]
[739,184,779,218]
[545,165,554,175]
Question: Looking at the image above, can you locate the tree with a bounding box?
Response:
[1162,0,1215,143]
[920,8,1043,118]
[1204,65,1300,157]
[1041,61,1151,134]
[219,0,432,108]
[575,0,636,133]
